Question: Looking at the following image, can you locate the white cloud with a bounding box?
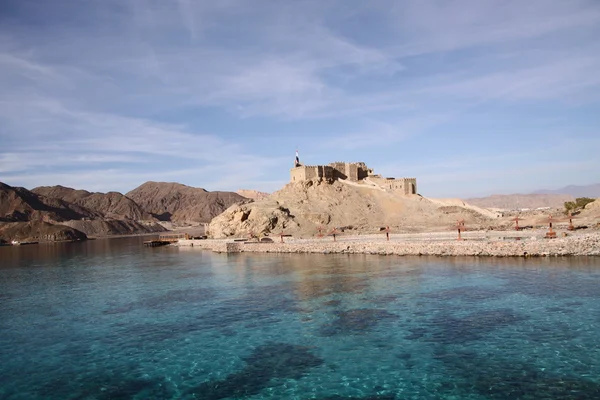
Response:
[1,0,599,194]
[387,0,600,56]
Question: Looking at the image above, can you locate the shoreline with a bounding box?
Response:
[175,231,600,257]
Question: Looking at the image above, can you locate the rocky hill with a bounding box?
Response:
[464,193,575,210]
[208,178,500,238]
[0,182,165,241]
[0,182,98,222]
[32,185,152,220]
[126,181,248,223]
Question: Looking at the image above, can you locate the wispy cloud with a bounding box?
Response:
[0,0,599,194]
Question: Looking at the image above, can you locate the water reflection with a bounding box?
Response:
[0,235,159,269]
[185,342,324,399]
[1,240,600,399]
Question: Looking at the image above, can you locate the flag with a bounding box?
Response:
[295,149,300,166]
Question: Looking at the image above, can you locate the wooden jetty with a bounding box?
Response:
[143,233,190,247]
[143,240,171,247]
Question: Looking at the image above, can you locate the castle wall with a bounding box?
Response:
[291,161,417,194]
[345,163,358,181]
[290,167,307,182]
[321,166,335,179]
[329,162,347,180]
[369,176,403,192]
[305,166,318,180]
[404,178,417,195]
[357,166,369,180]
[353,162,369,180]
[368,176,418,195]
[290,165,337,182]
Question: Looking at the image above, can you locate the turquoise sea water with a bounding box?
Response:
[1,237,599,399]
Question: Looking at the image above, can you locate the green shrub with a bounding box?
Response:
[575,197,595,209]
[564,197,595,214]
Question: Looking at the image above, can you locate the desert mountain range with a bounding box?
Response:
[533,183,600,198]
[0,181,247,243]
[2,179,598,244]
[465,183,600,210]
[126,182,246,223]
[32,185,152,220]
[236,189,270,200]
[464,193,575,210]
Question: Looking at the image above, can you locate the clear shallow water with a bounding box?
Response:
[1,237,600,399]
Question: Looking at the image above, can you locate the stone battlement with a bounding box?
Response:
[331,161,367,165]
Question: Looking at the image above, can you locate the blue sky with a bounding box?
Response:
[1,0,599,198]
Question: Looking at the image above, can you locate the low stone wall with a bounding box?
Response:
[177,233,600,257]
[177,239,238,253]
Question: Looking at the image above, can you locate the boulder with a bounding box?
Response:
[208,200,298,238]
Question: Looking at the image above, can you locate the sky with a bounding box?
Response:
[1,0,599,198]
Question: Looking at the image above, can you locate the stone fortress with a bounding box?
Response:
[290,158,417,195]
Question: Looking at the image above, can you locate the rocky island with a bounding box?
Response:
[194,159,600,257]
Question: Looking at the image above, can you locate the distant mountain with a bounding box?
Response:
[126,182,248,223]
[32,185,153,220]
[0,182,97,222]
[464,183,600,210]
[464,193,574,210]
[532,183,600,198]
[0,182,165,241]
[236,189,270,200]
